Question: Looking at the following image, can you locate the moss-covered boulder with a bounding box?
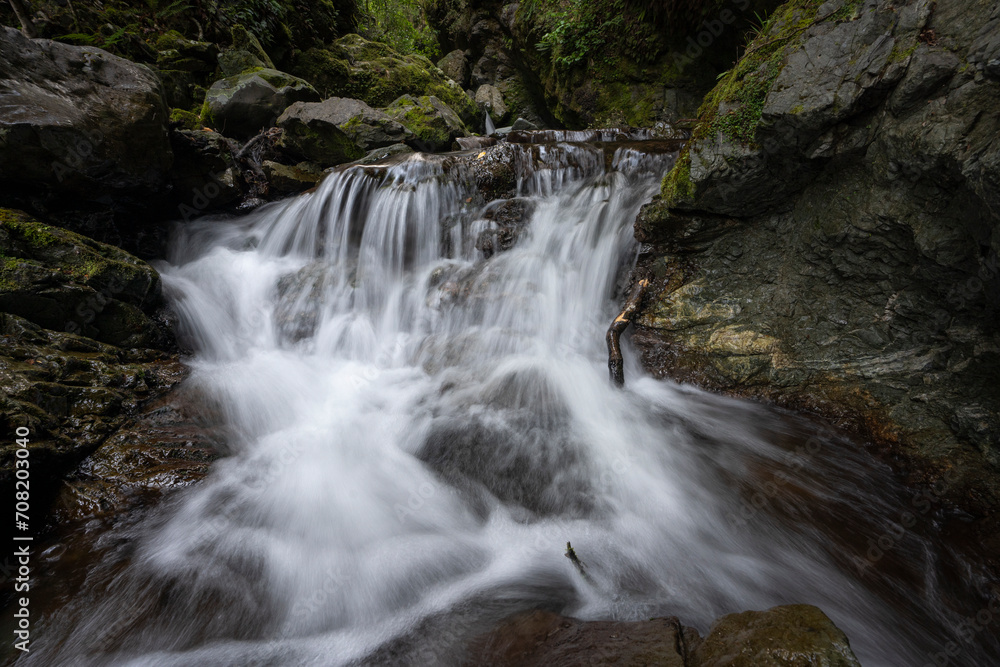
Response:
[291,34,480,126]
[218,23,275,77]
[692,605,861,666]
[276,101,366,166]
[437,48,470,87]
[384,94,468,152]
[203,68,319,138]
[0,209,166,349]
[263,160,323,193]
[278,97,412,153]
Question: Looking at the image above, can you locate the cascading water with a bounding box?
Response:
[18,137,1000,667]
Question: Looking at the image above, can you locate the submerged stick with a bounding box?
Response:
[606,278,649,386]
[565,542,593,584]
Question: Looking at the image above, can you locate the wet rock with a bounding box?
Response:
[0,209,167,348]
[0,26,172,203]
[468,142,518,200]
[203,68,319,139]
[438,48,470,87]
[263,160,322,193]
[0,312,179,508]
[53,383,224,523]
[276,100,366,166]
[385,94,469,152]
[691,604,861,666]
[475,83,508,123]
[637,0,1000,542]
[467,610,688,666]
[351,142,416,165]
[512,117,539,132]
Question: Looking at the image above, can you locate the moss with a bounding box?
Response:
[661,149,694,206]
[693,0,826,146]
[169,108,202,131]
[889,40,918,63]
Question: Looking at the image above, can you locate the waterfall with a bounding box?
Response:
[19,138,998,667]
[485,110,496,136]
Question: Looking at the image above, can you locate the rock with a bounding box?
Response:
[512,117,539,131]
[350,142,415,165]
[263,160,322,193]
[52,381,223,523]
[384,94,469,152]
[475,83,508,123]
[217,24,275,77]
[290,34,480,127]
[467,610,688,666]
[691,604,861,666]
[203,68,319,138]
[0,209,167,349]
[636,0,1000,548]
[168,129,243,215]
[0,26,172,202]
[276,101,365,166]
[279,96,411,151]
[437,49,469,87]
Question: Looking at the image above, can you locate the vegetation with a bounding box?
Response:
[356,0,440,59]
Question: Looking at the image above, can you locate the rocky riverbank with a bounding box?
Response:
[632,0,1000,564]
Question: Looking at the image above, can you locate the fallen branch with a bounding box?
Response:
[606,277,649,387]
[565,542,593,584]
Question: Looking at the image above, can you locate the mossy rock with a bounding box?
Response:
[169,108,202,131]
[384,94,468,152]
[0,209,167,348]
[276,102,366,166]
[691,604,862,666]
[202,68,319,138]
[290,34,480,127]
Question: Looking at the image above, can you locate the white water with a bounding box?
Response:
[21,144,999,666]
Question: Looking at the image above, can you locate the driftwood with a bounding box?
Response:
[606,278,649,387]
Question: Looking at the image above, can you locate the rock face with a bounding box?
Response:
[634,0,1000,536]
[467,605,860,666]
[475,83,508,123]
[0,26,172,201]
[203,68,320,138]
[384,94,469,152]
[276,100,366,165]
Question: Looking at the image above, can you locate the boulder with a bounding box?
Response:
[203,68,319,138]
[384,95,468,152]
[691,605,862,666]
[263,160,322,193]
[276,101,365,166]
[475,83,508,123]
[290,34,480,127]
[437,49,469,87]
[0,209,166,349]
[217,24,275,77]
[279,97,411,152]
[0,26,172,201]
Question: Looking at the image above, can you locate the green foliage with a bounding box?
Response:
[356,0,440,59]
[521,0,660,72]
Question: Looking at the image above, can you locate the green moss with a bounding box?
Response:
[169,108,202,131]
[662,149,694,206]
[694,0,826,146]
[889,40,918,63]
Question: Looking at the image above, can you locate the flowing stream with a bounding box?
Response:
[17,137,1000,666]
